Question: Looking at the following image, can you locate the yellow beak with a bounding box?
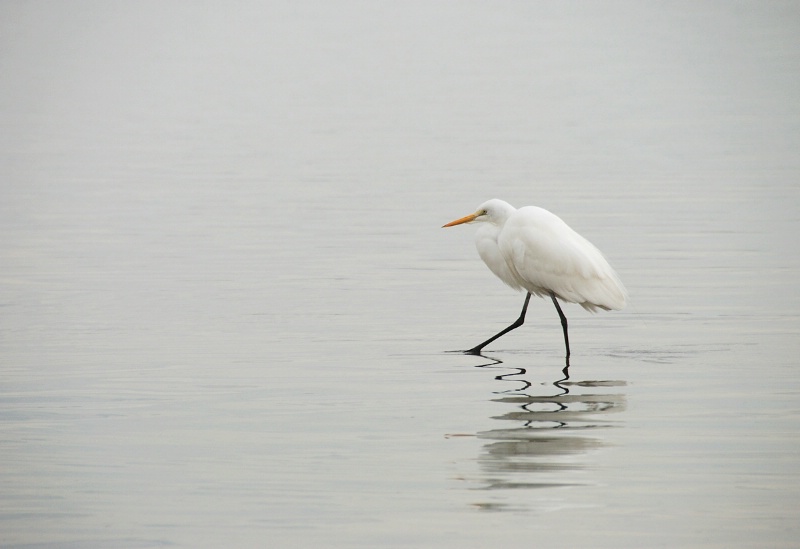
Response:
[442,212,478,228]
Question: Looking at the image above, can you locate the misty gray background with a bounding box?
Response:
[2,2,799,548]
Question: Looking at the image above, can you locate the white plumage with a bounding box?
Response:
[443,198,626,358]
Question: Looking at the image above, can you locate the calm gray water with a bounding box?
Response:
[2,2,799,548]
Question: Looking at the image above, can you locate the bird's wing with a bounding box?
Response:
[498,208,627,311]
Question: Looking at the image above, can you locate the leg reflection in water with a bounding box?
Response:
[466,353,627,496]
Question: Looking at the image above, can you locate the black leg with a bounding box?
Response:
[550,293,570,363]
[465,292,532,355]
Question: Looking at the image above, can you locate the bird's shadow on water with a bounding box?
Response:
[456,352,627,511]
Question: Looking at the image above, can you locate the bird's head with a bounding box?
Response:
[442,199,514,228]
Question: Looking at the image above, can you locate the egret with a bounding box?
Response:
[442,199,627,360]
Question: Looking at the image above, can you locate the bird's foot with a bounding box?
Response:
[463,347,485,356]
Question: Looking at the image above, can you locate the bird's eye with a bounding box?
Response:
[481,210,488,216]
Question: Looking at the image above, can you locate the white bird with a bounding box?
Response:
[442,198,627,360]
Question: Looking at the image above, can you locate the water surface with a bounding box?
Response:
[1,2,799,548]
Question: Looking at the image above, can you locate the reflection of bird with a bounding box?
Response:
[443,199,627,359]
